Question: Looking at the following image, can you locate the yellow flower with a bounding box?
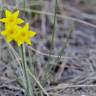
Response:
[0,10,37,46]
[14,23,36,46]
[1,25,21,43]
[0,10,24,25]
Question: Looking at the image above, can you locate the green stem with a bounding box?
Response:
[23,0,26,10]
[21,0,34,95]
[21,44,31,96]
[43,0,58,86]
[48,0,57,60]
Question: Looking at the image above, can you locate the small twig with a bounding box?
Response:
[28,46,77,59]
[0,84,24,93]
[27,67,49,96]
[46,84,96,91]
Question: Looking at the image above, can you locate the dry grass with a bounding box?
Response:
[0,0,96,96]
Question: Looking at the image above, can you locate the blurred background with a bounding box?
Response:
[0,0,96,96]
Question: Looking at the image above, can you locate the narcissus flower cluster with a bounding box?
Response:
[0,10,36,46]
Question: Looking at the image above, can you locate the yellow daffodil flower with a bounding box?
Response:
[1,25,21,43]
[0,10,24,25]
[14,23,36,46]
[0,10,37,46]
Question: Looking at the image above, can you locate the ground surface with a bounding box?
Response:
[0,0,96,96]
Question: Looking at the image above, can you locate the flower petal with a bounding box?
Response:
[17,18,24,24]
[1,31,6,35]
[6,37,12,42]
[29,31,36,37]
[26,39,32,45]
[17,41,23,46]
[0,18,6,22]
[24,23,29,30]
[5,10,12,17]
[13,10,19,18]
